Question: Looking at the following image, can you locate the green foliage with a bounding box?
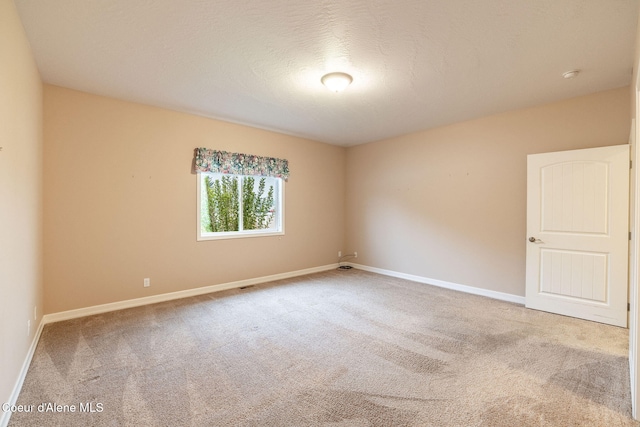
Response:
[242,176,275,230]
[205,175,239,232]
[204,174,275,232]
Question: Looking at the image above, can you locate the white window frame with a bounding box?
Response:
[197,172,285,241]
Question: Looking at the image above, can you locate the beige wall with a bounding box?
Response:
[345,87,631,297]
[633,10,640,118]
[42,85,631,314]
[43,85,345,314]
[0,0,43,412]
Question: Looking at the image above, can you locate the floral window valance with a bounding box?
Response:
[194,148,290,181]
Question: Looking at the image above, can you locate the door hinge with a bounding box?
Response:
[629,302,631,311]
[631,160,633,169]
[630,231,633,241]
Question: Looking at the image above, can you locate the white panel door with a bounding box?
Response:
[526,145,629,327]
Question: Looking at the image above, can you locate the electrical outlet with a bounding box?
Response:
[144,278,150,287]
[338,251,342,257]
[355,252,358,258]
[27,320,31,337]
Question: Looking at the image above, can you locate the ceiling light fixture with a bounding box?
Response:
[562,70,580,79]
[321,72,353,92]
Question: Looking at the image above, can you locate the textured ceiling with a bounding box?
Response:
[14,0,640,146]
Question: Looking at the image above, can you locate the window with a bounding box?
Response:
[197,172,284,240]
[194,148,288,240]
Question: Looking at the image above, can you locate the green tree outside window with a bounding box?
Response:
[203,175,275,233]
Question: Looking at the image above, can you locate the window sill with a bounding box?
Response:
[197,230,284,241]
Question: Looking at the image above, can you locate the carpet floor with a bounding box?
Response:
[7,269,640,426]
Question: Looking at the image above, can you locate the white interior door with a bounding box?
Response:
[525,145,629,327]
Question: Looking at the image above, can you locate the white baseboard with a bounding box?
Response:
[43,264,339,325]
[349,263,525,305]
[1,318,45,427]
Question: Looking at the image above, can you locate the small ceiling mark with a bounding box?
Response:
[562,70,580,79]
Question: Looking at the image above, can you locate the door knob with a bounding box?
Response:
[529,237,544,243]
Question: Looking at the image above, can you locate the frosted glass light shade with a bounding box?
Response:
[321,72,353,92]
